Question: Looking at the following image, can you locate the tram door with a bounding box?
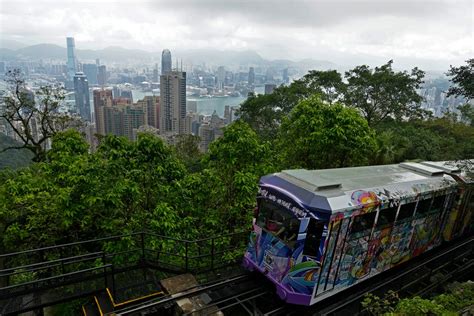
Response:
[303,219,325,258]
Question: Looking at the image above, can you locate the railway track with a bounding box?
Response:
[114,236,474,316]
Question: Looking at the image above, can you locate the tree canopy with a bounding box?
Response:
[344,60,426,126]
[278,95,376,169]
[447,58,474,101]
[1,69,81,162]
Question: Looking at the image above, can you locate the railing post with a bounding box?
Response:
[112,264,116,298]
[59,248,65,275]
[141,232,145,263]
[211,238,215,271]
[185,242,189,272]
[103,252,108,290]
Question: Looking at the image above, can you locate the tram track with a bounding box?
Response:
[113,236,473,315]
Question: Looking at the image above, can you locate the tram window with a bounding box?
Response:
[430,195,446,213]
[376,206,397,228]
[397,202,416,221]
[303,219,325,257]
[351,212,376,234]
[416,198,432,215]
[256,200,300,245]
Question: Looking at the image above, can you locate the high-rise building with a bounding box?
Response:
[93,88,113,135]
[98,65,107,86]
[153,63,159,82]
[66,37,77,82]
[265,68,275,83]
[83,63,98,85]
[161,49,172,75]
[73,72,91,121]
[160,71,186,135]
[136,96,160,129]
[248,67,255,85]
[217,66,225,90]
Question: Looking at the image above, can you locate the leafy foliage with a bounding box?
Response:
[447,58,474,101]
[344,60,426,126]
[361,282,474,316]
[278,95,377,169]
[1,69,82,162]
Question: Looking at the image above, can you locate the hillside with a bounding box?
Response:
[0,133,33,169]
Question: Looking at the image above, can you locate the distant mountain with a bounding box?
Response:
[0,39,27,50]
[0,48,16,60]
[16,44,66,59]
[176,49,265,66]
[0,42,336,71]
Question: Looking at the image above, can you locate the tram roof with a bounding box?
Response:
[260,161,466,215]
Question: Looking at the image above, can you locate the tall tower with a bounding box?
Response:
[160,71,186,135]
[73,72,91,121]
[248,67,255,85]
[66,37,77,81]
[82,63,98,85]
[161,49,172,75]
[97,65,107,86]
[93,88,113,135]
[217,66,225,90]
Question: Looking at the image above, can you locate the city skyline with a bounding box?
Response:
[0,0,472,71]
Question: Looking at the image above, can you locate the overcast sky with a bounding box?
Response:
[0,0,472,70]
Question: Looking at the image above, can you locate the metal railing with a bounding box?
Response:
[0,230,249,307]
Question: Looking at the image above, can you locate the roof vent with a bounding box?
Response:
[420,161,461,173]
[314,183,342,191]
[399,162,444,176]
[281,170,342,191]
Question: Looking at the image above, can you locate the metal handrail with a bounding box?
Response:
[0,251,104,275]
[0,232,143,258]
[0,264,112,292]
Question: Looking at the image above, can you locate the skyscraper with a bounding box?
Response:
[66,37,77,82]
[153,63,159,82]
[161,49,172,75]
[82,63,98,85]
[217,66,225,90]
[248,67,255,85]
[93,88,113,135]
[73,72,91,121]
[98,65,107,86]
[160,71,186,135]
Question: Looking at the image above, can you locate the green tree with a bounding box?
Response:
[1,69,81,162]
[447,58,474,100]
[457,103,474,126]
[344,60,426,126]
[174,134,203,171]
[295,69,345,104]
[203,120,275,230]
[278,95,377,169]
[238,82,312,140]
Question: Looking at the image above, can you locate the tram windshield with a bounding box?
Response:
[256,199,300,246]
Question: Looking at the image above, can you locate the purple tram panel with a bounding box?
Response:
[243,163,464,306]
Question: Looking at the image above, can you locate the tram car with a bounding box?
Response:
[243,161,473,305]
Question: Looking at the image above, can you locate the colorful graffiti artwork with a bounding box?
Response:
[351,190,379,206]
[245,224,322,294]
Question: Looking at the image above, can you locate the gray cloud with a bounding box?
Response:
[0,0,472,70]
